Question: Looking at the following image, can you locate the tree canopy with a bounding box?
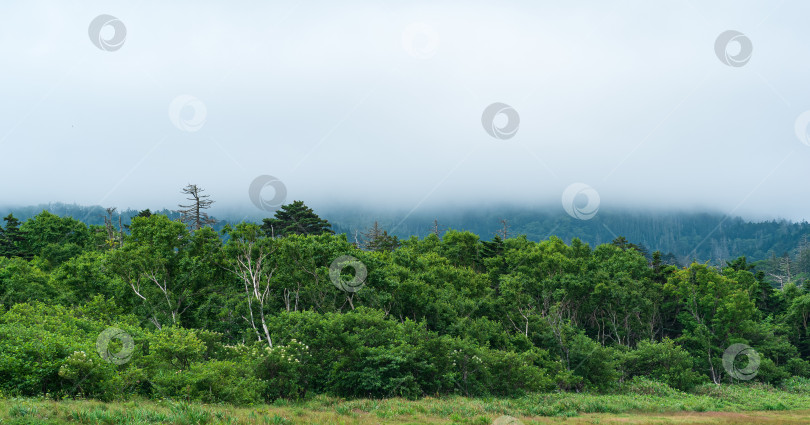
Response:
[261,200,333,237]
[0,207,808,404]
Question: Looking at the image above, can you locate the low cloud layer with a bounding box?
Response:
[1,1,809,221]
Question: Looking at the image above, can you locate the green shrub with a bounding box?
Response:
[785,358,810,379]
[226,340,312,401]
[0,301,143,399]
[0,323,69,397]
[781,376,810,393]
[151,360,263,405]
[481,347,557,396]
[144,327,206,371]
[754,357,791,385]
[620,338,703,391]
[565,332,619,392]
[619,376,679,396]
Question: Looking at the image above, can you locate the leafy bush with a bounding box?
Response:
[0,302,142,399]
[563,332,619,392]
[618,376,679,396]
[143,327,206,371]
[467,346,556,396]
[755,357,792,385]
[0,323,68,396]
[785,358,810,378]
[150,360,263,405]
[620,338,703,391]
[264,308,559,399]
[781,376,810,393]
[226,340,312,401]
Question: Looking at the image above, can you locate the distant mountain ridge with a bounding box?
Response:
[0,203,236,232]
[322,208,810,266]
[1,202,808,265]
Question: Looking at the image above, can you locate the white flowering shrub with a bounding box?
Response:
[256,339,312,400]
[57,350,130,400]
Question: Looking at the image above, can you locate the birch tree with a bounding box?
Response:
[224,223,277,347]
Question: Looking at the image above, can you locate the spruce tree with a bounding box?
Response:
[362,221,399,252]
[261,200,333,237]
[0,214,24,258]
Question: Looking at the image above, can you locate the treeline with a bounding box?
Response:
[0,202,809,404]
[329,208,810,268]
[4,202,810,267]
[0,202,236,232]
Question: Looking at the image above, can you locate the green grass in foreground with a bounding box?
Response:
[2,384,810,424]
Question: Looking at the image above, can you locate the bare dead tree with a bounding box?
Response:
[496,218,510,240]
[179,184,216,230]
[352,229,361,248]
[362,221,399,251]
[781,255,794,284]
[103,207,116,240]
[430,218,446,239]
[768,272,786,290]
[101,207,123,249]
[362,221,384,248]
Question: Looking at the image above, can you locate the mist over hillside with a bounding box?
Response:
[2,202,808,266]
[326,207,810,266]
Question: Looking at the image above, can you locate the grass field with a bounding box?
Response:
[2,384,810,425]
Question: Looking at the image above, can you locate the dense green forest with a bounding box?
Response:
[328,207,810,274]
[4,202,810,276]
[1,201,810,405]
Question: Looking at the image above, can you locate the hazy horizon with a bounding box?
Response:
[2,1,810,222]
[0,199,805,227]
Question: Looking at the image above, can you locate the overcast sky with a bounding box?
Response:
[1,1,809,221]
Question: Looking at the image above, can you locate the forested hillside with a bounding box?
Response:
[3,203,809,281]
[0,203,809,404]
[327,207,810,268]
